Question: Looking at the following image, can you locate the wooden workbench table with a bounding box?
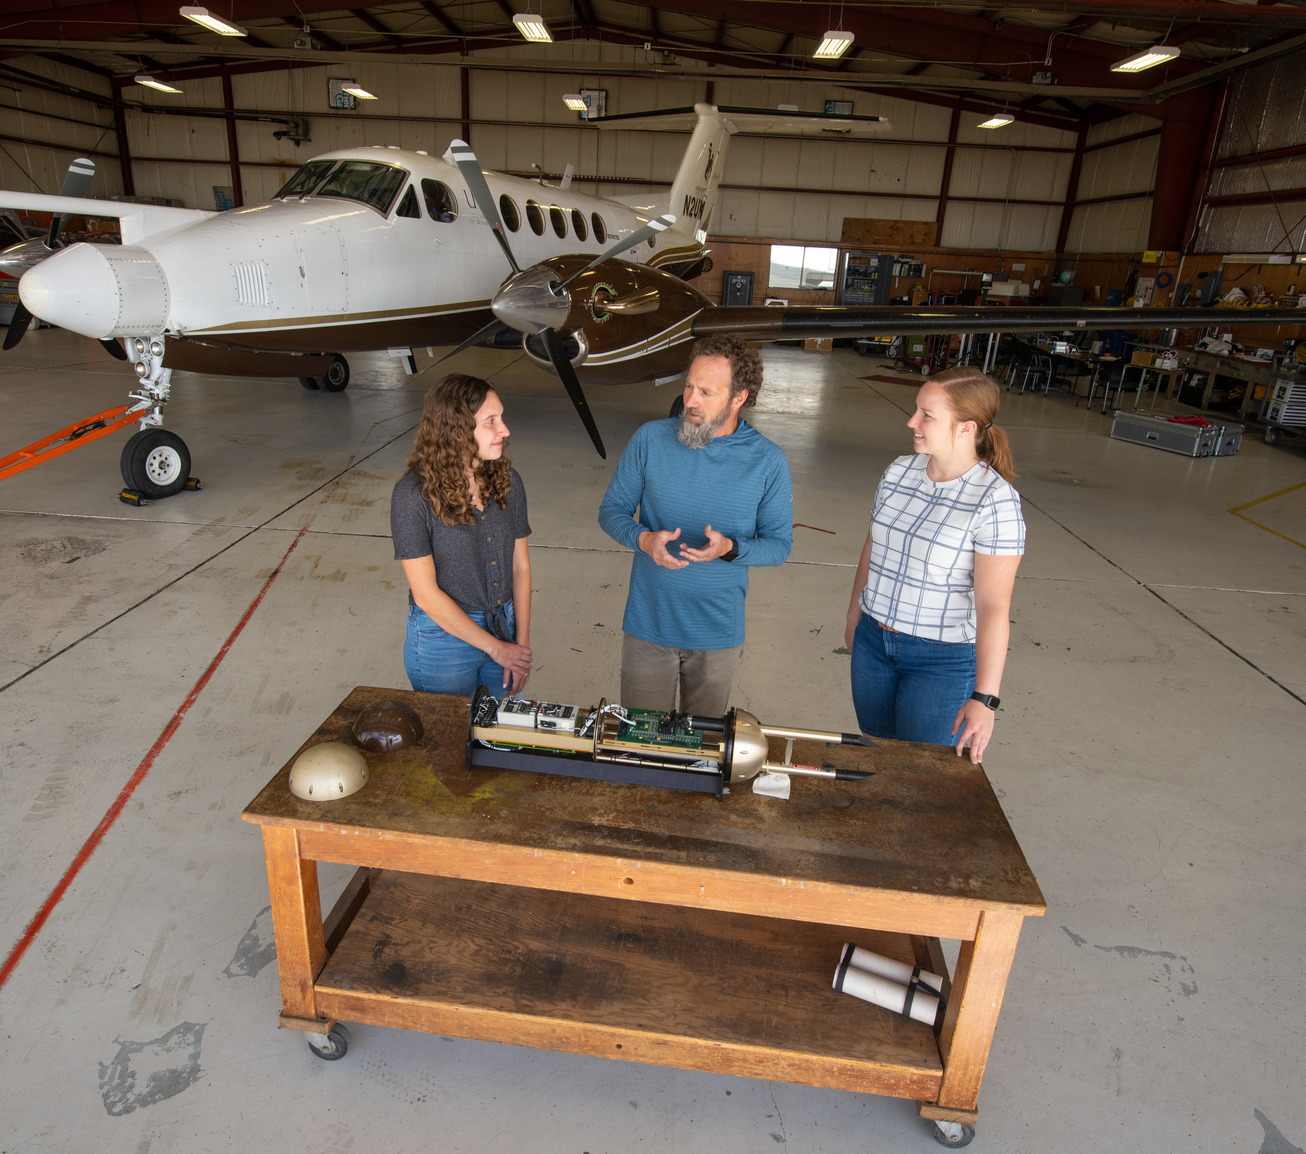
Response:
[243,687,1045,1142]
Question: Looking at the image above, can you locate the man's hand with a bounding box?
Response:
[639,527,689,569]
[678,524,734,564]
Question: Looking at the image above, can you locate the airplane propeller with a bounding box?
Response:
[2,157,123,358]
[447,139,676,459]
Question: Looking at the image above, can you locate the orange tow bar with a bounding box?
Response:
[0,402,146,483]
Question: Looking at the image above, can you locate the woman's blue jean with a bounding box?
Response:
[404,602,515,696]
[850,613,976,745]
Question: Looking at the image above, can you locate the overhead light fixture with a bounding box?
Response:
[978,113,1014,129]
[562,94,589,111]
[1111,45,1180,73]
[135,75,183,93]
[342,85,378,100]
[513,13,553,43]
[813,30,854,60]
[179,6,247,36]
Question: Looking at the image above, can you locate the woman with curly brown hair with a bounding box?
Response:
[390,373,532,696]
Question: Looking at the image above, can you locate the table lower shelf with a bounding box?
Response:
[313,870,946,1102]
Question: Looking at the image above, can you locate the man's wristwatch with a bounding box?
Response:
[970,692,1000,710]
[720,538,739,562]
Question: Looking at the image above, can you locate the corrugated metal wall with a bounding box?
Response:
[1196,46,1306,254]
[1,48,1154,254]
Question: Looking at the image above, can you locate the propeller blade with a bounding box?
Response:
[1,209,29,244]
[100,337,128,361]
[539,326,605,459]
[563,213,677,286]
[46,158,96,249]
[448,140,521,275]
[58,157,96,198]
[434,317,512,365]
[3,302,33,351]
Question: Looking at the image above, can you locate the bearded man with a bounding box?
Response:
[597,333,793,716]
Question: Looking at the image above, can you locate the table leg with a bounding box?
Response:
[261,824,326,1022]
[932,908,1025,1112]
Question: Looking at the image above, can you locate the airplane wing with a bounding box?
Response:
[690,304,1306,340]
[0,192,212,246]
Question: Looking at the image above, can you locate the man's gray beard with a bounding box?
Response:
[676,408,725,449]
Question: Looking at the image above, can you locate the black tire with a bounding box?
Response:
[120,429,191,499]
[929,1121,976,1148]
[307,1024,350,1061]
[299,375,321,390]
[1264,425,1281,445]
[669,394,685,418]
[319,355,350,392]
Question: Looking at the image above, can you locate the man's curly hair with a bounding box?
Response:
[689,333,764,406]
[405,373,512,526]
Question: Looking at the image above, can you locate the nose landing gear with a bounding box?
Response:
[118,335,200,503]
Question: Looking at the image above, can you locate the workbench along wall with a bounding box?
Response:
[3,43,1157,255]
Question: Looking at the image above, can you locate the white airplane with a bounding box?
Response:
[2,103,1300,497]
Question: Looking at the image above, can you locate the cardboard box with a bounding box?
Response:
[1130,350,1154,367]
[803,338,832,354]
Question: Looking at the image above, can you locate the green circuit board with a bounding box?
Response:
[616,709,707,751]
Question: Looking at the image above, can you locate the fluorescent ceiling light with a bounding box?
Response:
[978,114,1014,129]
[813,30,854,59]
[135,75,182,93]
[179,6,247,36]
[342,85,378,100]
[513,13,553,43]
[1111,45,1180,73]
[562,94,589,111]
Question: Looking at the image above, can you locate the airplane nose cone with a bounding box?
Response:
[491,267,571,334]
[19,242,170,339]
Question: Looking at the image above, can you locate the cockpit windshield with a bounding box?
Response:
[275,159,336,200]
[314,162,409,214]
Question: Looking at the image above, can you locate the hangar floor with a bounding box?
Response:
[2,330,1303,1153]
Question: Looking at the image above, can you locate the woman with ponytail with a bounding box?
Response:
[391,373,532,697]
[844,367,1024,762]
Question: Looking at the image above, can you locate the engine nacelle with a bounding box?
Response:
[535,256,714,387]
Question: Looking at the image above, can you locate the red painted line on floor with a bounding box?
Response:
[0,524,311,993]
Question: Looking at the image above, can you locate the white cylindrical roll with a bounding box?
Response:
[833,961,940,1026]
[840,942,944,993]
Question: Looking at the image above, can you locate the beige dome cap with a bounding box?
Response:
[289,741,368,801]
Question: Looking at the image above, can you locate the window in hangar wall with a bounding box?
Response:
[769,244,838,291]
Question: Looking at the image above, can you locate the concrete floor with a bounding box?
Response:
[1,329,1303,1153]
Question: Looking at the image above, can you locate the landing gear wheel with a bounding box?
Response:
[929,1120,976,1147]
[306,1023,350,1061]
[1264,425,1281,445]
[120,429,191,499]
[669,394,685,418]
[299,375,321,390]
[319,354,350,392]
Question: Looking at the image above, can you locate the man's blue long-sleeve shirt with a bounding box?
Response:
[598,417,793,650]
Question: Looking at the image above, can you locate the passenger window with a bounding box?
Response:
[500,194,521,232]
[570,208,587,241]
[422,179,458,222]
[525,200,545,236]
[396,186,421,219]
[549,206,567,238]
[591,213,607,244]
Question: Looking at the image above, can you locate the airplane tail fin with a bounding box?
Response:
[665,104,732,239]
[591,104,889,243]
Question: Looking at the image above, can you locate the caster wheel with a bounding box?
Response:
[669,394,685,418]
[306,1023,350,1060]
[119,429,191,499]
[299,375,321,390]
[930,1120,976,1147]
[1264,425,1281,445]
[920,364,931,376]
[319,354,350,392]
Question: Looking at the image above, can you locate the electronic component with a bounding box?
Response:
[466,687,872,798]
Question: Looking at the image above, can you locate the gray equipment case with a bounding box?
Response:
[1110,411,1243,457]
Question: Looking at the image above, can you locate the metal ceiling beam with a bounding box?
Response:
[418,1,463,38]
